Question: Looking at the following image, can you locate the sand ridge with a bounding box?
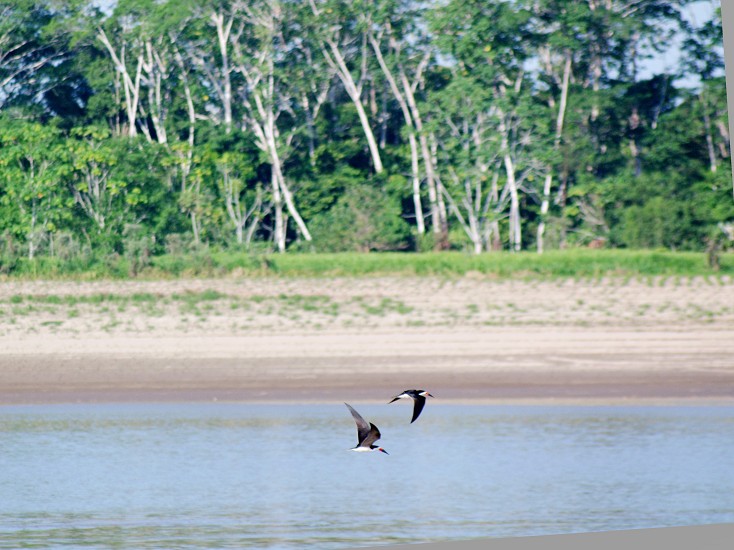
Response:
[1,276,733,404]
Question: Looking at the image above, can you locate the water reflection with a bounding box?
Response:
[1,404,733,548]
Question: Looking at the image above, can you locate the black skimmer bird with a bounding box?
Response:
[388,389,434,423]
[344,403,388,454]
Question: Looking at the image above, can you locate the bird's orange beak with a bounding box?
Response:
[379,448,389,455]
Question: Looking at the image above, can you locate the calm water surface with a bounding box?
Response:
[1,403,733,549]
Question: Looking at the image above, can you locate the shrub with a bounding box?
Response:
[309,184,411,252]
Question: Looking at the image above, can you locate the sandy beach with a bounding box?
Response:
[1,275,733,405]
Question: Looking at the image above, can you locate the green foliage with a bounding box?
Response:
[309,184,412,252]
[0,119,74,258]
[65,127,172,250]
[0,0,729,264]
[295,161,364,219]
[618,197,693,249]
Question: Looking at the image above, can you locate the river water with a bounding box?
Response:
[1,403,732,548]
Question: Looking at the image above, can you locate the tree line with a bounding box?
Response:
[0,0,731,265]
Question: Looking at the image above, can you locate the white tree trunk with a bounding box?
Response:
[438,175,480,252]
[272,170,285,253]
[172,41,196,174]
[429,135,450,245]
[97,29,143,138]
[263,105,312,243]
[401,66,446,242]
[537,173,552,254]
[700,90,718,173]
[538,51,571,253]
[323,40,384,173]
[408,132,426,235]
[142,40,168,144]
[420,132,441,237]
[465,191,482,254]
[504,153,521,252]
[211,12,234,133]
[28,200,37,260]
[229,7,312,250]
[191,211,200,244]
[590,53,602,122]
[368,34,424,233]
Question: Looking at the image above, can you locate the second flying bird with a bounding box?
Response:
[388,389,434,423]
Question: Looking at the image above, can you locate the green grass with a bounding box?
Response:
[359,297,413,316]
[1,249,733,281]
[0,290,234,317]
[248,250,734,278]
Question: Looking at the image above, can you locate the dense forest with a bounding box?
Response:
[0,0,731,269]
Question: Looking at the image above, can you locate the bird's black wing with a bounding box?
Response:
[388,389,412,404]
[410,396,426,423]
[345,403,371,444]
[360,422,382,448]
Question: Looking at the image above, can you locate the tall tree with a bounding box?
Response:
[682,5,727,174]
[307,0,385,174]
[226,0,316,251]
[368,0,449,244]
[0,120,72,259]
[425,75,505,253]
[431,0,539,252]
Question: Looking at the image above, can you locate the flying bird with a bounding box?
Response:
[388,389,434,423]
[344,402,388,454]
